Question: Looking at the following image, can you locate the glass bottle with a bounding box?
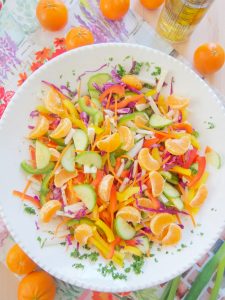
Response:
[157,0,215,43]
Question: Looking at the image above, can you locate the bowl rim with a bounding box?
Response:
[0,42,225,292]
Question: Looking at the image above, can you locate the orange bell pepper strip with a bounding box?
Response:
[91,170,104,188]
[99,85,125,102]
[172,122,193,133]
[109,94,144,110]
[145,186,161,209]
[143,138,159,148]
[12,190,41,208]
[187,156,206,188]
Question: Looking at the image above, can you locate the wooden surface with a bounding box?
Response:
[0,0,225,299]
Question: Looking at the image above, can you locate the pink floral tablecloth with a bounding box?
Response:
[0,1,225,299]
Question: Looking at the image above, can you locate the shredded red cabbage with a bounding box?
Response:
[66,234,72,246]
[117,108,131,114]
[76,242,80,250]
[125,84,142,95]
[51,186,62,200]
[92,82,103,93]
[42,80,71,99]
[77,63,108,81]
[35,220,40,230]
[139,180,143,194]
[30,110,39,118]
[60,85,77,98]
[178,110,182,123]
[178,224,184,229]
[142,227,152,234]
[50,118,61,130]
[28,125,35,130]
[170,77,174,95]
[102,82,117,91]
[129,60,137,74]
[34,195,40,203]
[111,68,122,83]
[137,202,189,215]
[80,112,89,126]
[74,208,87,219]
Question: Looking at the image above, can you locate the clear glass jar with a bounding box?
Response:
[157,0,215,42]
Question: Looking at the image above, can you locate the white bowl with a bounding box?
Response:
[0,43,225,292]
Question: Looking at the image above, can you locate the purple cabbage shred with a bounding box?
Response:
[30,110,39,118]
[42,80,71,99]
[80,112,89,126]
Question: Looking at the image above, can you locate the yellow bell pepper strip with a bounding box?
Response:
[117,186,140,202]
[158,94,168,114]
[123,246,142,257]
[63,99,80,119]
[192,171,209,190]
[92,205,99,220]
[170,166,192,177]
[152,147,162,164]
[36,105,50,114]
[117,197,135,211]
[145,89,157,97]
[95,219,115,243]
[190,135,200,149]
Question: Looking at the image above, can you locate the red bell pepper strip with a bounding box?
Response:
[183,148,198,169]
[99,85,125,102]
[126,239,137,246]
[187,156,206,187]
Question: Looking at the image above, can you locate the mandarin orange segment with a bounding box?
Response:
[96,132,121,152]
[50,118,72,139]
[167,95,189,109]
[74,224,93,245]
[122,75,143,90]
[165,135,191,156]
[150,213,175,236]
[44,88,66,117]
[161,223,182,246]
[134,114,149,127]
[118,126,134,151]
[98,174,114,203]
[138,148,160,171]
[137,197,152,208]
[28,115,49,139]
[40,200,62,223]
[54,169,78,188]
[116,206,141,223]
[6,244,37,275]
[189,184,208,208]
[149,171,165,197]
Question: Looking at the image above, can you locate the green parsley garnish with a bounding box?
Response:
[192,130,200,138]
[24,206,36,215]
[97,262,127,280]
[124,55,131,60]
[131,62,143,75]
[109,57,114,62]
[207,121,215,129]
[66,81,70,88]
[70,249,99,262]
[117,64,126,77]
[131,255,144,274]
[37,236,47,248]
[72,263,84,270]
[151,66,161,76]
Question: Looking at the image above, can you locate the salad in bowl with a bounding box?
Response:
[13,57,220,278]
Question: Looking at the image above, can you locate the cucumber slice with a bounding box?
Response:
[160,171,179,185]
[35,140,51,169]
[73,129,89,151]
[170,197,184,211]
[88,73,112,98]
[158,193,169,204]
[61,145,75,172]
[206,150,221,169]
[75,151,102,168]
[136,236,150,255]
[163,182,180,199]
[93,111,104,126]
[74,184,96,211]
[91,98,101,109]
[118,112,147,126]
[115,216,136,240]
[149,114,173,129]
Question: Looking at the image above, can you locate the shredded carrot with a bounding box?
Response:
[189,213,196,227]
[77,80,81,99]
[178,184,185,195]
[176,214,182,225]
[114,96,118,121]
[52,142,72,175]
[107,153,123,184]
[13,190,41,208]
[106,91,112,109]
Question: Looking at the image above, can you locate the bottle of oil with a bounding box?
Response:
[157,0,215,43]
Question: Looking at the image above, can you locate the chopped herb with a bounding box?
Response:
[131,61,143,75]
[73,263,84,270]
[207,121,215,129]
[150,254,155,257]
[157,247,161,252]
[83,244,91,250]
[131,255,144,274]
[47,230,54,235]
[72,70,76,76]
[192,130,200,138]
[125,267,131,273]
[154,258,159,263]
[151,66,161,76]
[60,242,66,246]
[143,83,154,89]
[66,81,70,88]
[24,206,36,215]
[191,230,194,234]
[97,262,127,280]
[71,249,99,262]
[37,236,47,248]
[181,243,187,248]
[145,62,151,72]
[200,232,204,236]
[177,249,181,252]
[190,163,198,175]
[166,251,169,254]
[117,64,126,77]
[59,74,63,79]
[109,57,114,61]
[124,55,131,60]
